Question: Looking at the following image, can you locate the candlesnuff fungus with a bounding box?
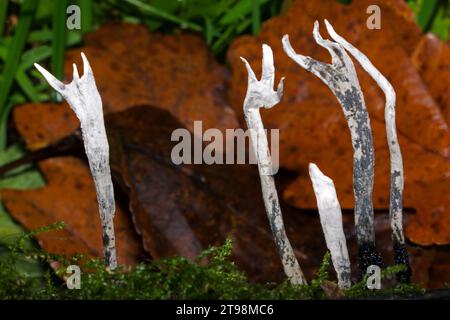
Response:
[309,163,351,289]
[240,45,307,285]
[282,21,383,274]
[323,20,411,282]
[35,53,117,269]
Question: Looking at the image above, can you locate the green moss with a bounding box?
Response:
[0,228,425,300]
[344,264,423,299]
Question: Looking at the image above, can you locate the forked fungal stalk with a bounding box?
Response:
[35,53,117,269]
[309,163,351,289]
[323,20,410,282]
[240,45,307,285]
[282,21,383,273]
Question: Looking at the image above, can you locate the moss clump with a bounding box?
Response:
[0,228,424,300]
[344,264,423,299]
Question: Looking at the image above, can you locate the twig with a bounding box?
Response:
[240,44,307,285]
[309,163,351,289]
[35,53,117,269]
[0,131,82,177]
[282,21,383,274]
[324,20,410,282]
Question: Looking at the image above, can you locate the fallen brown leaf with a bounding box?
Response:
[13,102,78,150]
[105,105,295,282]
[411,34,450,125]
[1,157,144,266]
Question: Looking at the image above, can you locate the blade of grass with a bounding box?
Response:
[0,0,7,36]
[251,0,261,35]
[28,28,52,42]
[79,0,93,33]
[236,18,253,34]
[0,0,38,151]
[15,69,40,103]
[219,0,267,25]
[211,25,236,55]
[0,94,25,150]
[418,0,445,32]
[204,17,213,45]
[430,5,449,41]
[21,46,52,69]
[122,0,203,32]
[51,0,68,102]
[0,49,40,103]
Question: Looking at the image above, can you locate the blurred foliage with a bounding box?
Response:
[0,0,82,150]
[0,143,45,279]
[408,0,449,40]
[0,143,45,189]
[99,0,283,55]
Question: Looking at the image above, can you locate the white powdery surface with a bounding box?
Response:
[309,163,351,289]
[241,45,307,285]
[282,22,381,272]
[324,20,405,246]
[35,53,117,269]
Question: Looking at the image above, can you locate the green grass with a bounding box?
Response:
[101,0,281,55]
[51,0,68,102]
[79,0,93,33]
[409,0,449,40]
[0,0,8,36]
[0,0,38,150]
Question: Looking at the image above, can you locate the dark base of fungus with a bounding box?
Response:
[393,241,412,283]
[358,242,384,276]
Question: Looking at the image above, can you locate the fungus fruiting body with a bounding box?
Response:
[282,21,383,274]
[35,53,117,269]
[309,163,351,289]
[324,20,410,282]
[240,45,307,285]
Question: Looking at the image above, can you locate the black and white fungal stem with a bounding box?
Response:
[309,163,351,289]
[282,21,383,273]
[324,20,410,282]
[240,45,307,285]
[35,53,117,269]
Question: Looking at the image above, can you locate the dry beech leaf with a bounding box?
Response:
[411,34,450,125]
[1,157,144,266]
[106,106,288,281]
[13,102,78,150]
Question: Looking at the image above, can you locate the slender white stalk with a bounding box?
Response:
[324,20,410,281]
[282,21,383,272]
[35,53,117,269]
[241,45,307,285]
[309,163,351,289]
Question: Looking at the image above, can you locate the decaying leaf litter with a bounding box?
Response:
[1,0,449,289]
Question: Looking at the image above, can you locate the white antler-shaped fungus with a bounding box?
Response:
[282,22,383,273]
[324,20,410,281]
[240,45,307,285]
[35,53,117,269]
